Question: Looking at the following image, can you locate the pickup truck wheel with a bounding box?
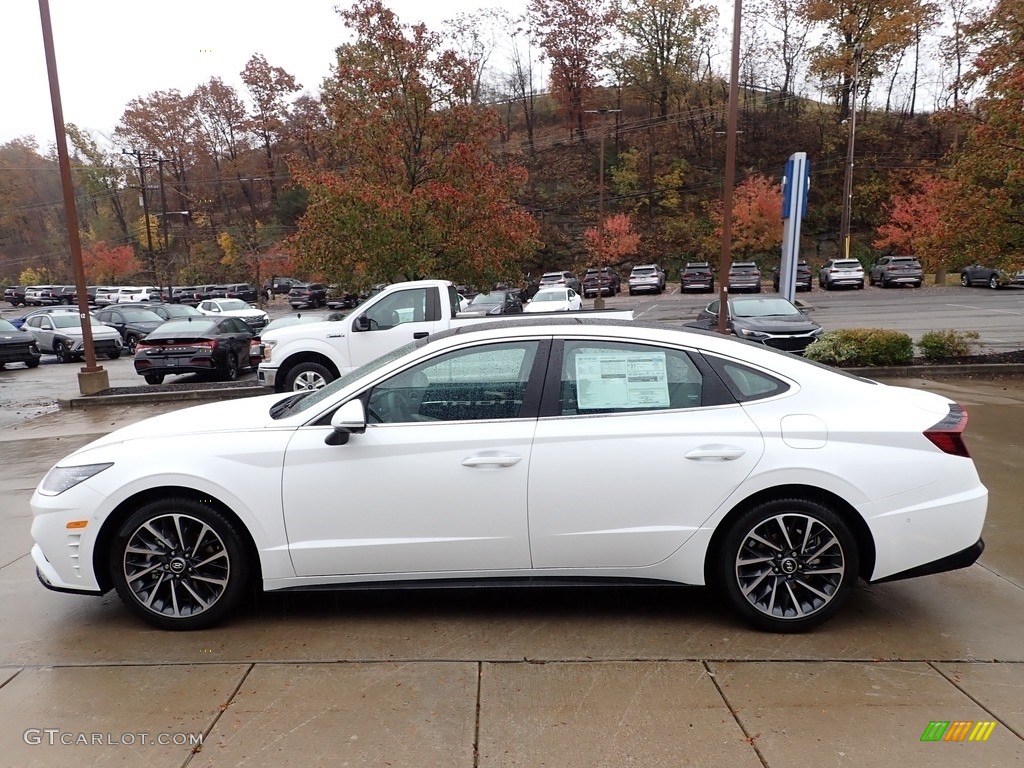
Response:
[286,363,333,391]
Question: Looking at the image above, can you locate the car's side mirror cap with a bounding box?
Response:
[326,399,367,445]
[354,314,370,332]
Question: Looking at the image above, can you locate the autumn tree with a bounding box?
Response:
[612,0,717,119]
[289,0,540,290]
[731,173,783,258]
[192,77,254,220]
[800,0,921,116]
[241,54,301,207]
[746,0,812,102]
[528,0,615,140]
[583,212,641,263]
[81,242,142,283]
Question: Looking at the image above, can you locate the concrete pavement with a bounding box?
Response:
[0,377,1022,767]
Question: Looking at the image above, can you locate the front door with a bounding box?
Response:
[345,286,441,372]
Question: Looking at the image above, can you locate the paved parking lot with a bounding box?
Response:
[1,291,1023,766]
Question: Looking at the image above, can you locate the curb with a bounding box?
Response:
[57,386,267,410]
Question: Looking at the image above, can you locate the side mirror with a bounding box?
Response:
[354,314,370,332]
[326,399,367,446]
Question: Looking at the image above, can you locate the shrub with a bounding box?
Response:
[918,329,980,361]
[804,328,914,367]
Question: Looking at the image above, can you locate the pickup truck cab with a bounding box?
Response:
[258,280,632,391]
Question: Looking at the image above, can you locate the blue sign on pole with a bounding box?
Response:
[779,153,810,302]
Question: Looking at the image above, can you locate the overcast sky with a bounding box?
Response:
[1,0,508,148]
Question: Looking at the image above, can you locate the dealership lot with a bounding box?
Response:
[1,290,1023,765]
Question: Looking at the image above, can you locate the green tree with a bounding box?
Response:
[289,0,540,290]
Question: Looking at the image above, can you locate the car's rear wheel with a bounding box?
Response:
[989,274,1000,289]
[54,341,71,363]
[960,273,970,287]
[107,350,121,360]
[717,498,858,633]
[109,498,250,630]
[285,362,333,391]
[222,354,239,381]
[144,373,165,385]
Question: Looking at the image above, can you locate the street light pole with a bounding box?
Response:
[584,108,621,309]
[839,43,863,260]
[717,0,743,334]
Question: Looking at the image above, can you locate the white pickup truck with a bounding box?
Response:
[257,279,633,391]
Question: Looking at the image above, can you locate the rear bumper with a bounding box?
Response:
[871,539,984,583]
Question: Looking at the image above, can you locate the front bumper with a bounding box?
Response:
[257,365,278,387]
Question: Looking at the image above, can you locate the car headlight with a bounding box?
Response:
[39,462,113,496]
[737,328,769,339]
[262,339,277,362]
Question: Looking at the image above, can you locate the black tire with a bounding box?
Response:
[144,373,165,385]
[54,341,71,363]
[960,273,970,287]
[880,274,889,288]
[126,334,140,354]
[25,358,40,368]
[629,289,636,296]
[716,498,859,633]
[824,280,833,291]
[60,297,71,305]
[989,274,1000,290]
[284,361,333,391]
[107,350,121,360]
[108,498,251,630]
[857,281,864,289]
[222,354,240,381]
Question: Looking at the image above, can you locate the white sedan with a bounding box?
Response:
[196,298,269,333]
[30,320,987,632]
[524,287,582,312]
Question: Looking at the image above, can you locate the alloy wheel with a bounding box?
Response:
[734,512,846,623]
[121,512,231,621]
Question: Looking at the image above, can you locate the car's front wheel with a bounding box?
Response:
[126,334,140,354]
[716,498,859,633]
[54,341,71,363]
[989,274,1000,290]
[960,273,970,287]
[109,498,251,630]
[285,362,333,391]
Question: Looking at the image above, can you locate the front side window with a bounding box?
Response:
[362,288,428,330]
[367,341,541,423]
[556,340,704,416]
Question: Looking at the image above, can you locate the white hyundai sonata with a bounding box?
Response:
[30,319,987,632]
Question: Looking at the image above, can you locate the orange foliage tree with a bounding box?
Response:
[82,242,142,283]
[289,0,540,290]
[732,173,783,258]
[583,213,641,263]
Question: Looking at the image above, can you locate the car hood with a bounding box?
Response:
[49,325,122,340]
[61,392,292,460]
[732,315,820,333]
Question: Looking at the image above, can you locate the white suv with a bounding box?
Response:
[818,259,865,291]
[628,264,665,295]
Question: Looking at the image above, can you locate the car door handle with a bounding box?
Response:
[461,455,522,468]
[684,446,746,461]
[413,332,429,339]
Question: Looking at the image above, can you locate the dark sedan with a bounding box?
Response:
[457,290,524,317]
[133,315,256,385]
[694,297,824,354]
[95,306,166,353]
[0,318,41,369]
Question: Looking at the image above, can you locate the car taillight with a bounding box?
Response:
[135,342,152,352]
[195,340,217,351]
[924,404,971,457]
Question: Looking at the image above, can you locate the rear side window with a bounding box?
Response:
[704,355,791,402]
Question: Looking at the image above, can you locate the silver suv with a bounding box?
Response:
[818,259,865,290]
[628,264,665,295]
[869,255,923,288]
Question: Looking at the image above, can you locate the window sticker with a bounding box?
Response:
[574,351,670,409]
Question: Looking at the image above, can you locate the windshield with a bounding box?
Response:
[121,309,163,322]
[732,299,801,318]
[533,289,567,302]
[276,337,429,419]
[469,293,503,306]
[0,319,17,332]
[218,299,250,311]
[163,305,200,318]
[632,268,655,276]
[50,314,93,329]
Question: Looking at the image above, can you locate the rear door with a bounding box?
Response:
[528,338,764,568]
